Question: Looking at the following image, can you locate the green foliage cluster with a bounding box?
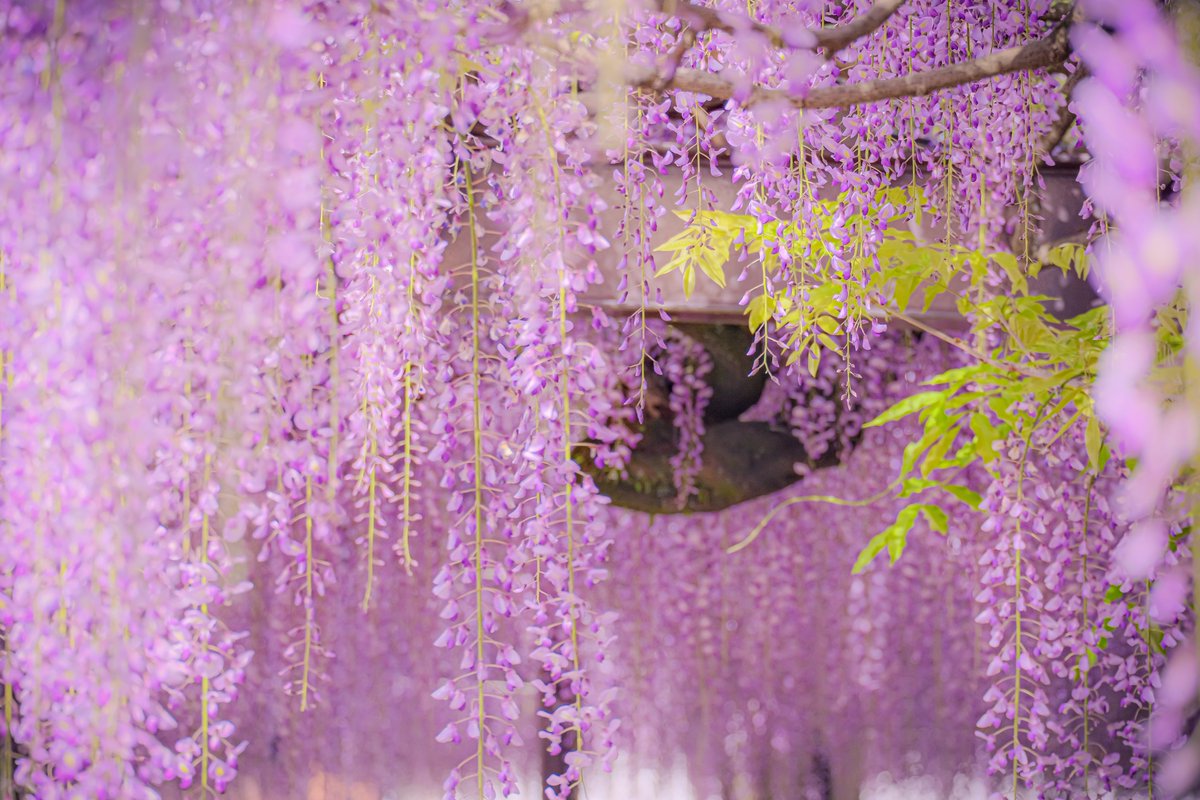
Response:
[656,189,1123,572]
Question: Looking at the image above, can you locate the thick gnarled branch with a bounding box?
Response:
[630,19,1072,110]
[666,0,905,54]
[1038,65,1088,155]
[810,0,908,52]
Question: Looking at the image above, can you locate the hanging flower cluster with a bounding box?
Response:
[656,327,713,508]
[597,333,988,796]
[1076,0,1200,517]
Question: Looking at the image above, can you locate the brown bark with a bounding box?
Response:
[666,0,906,54]
[629,19,1073,110]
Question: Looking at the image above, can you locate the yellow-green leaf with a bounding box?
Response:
[851,531,890,574]
[816,315,841,335]
[919,504,949,534]
[992,251,1027,294]
[747,294,776,332]
[943,484,982,508]
[1085,412,1106,473]
[655,234,699,254]
[654,253,687,277]
[817,333,841,353]
[920,428,959,478]
[864,391,944,429]
[697,252,727,288]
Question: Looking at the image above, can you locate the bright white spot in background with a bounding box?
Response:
[860,773,1125,800]
[384,762,698,800]
[376,764,1130,800]
[584,761,696,800]
[861,773,990,800]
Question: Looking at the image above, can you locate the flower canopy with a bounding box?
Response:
[1,1,1199,799]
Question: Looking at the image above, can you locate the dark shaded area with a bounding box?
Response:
[671,323,766,424]
[581,323,848,514]
[812,750,834,800]
[588,418,833,514]
[539,717,574,800]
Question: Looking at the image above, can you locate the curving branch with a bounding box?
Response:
[809,0,909,53]
[1038,65,1088,156]
[667,0,906,54]
[630,18,1073,110]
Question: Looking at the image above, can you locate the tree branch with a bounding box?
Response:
[1038,65,1087,156]
[631,19,1073,110]
[810,0,908,52]
[667,0,906,54]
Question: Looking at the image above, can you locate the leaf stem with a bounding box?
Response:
[727,479,900,554]
[889,308,1051,379]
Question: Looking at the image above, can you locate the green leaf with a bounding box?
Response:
[893,273,922,310]
[987,395,1013,419]
[945,442,976,468]
[784,334,812,367]
[920,428,960,478]
[921,278,952,312]
[945,390,988,412]
[747,294,777,332]
[882,504,918,554]
[919,504,949,534]
[923,363,988,387]
[654,254,684,277]
[697,250,727,288]
[900,440,923,478]
[817,333,841,353]
[655,233,698,254]
[898,422,952,482]
[815,315,841,335]
[992,251,1027,294]
[969,412,1005,463]
[864,391,944,429]
[942,484,983,509]
[808,282,840,313]
[1045,243,1087,277]
[851,531,891,574]
[851,503,944,574]
[899,477,940,498]
[1143,625,1166,655]
[1085,412,1107,473]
